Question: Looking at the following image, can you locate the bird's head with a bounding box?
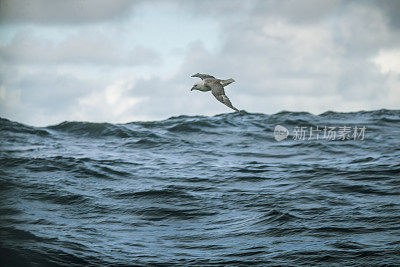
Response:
[191,81,202,91]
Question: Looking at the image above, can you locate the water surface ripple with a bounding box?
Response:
[1,109,399,265]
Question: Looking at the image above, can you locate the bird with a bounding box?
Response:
[190,73,239,112]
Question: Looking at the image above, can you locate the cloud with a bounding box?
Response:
[372,0,400,29]
[121,0,399,117]
[74,78,147,123]
[0,66,101,125]
[372,49,400,107]
[0,31,162,66]
[0,0,138,24]
[252,0,345,24]
[373,49,400,75]
[0,0,399,126]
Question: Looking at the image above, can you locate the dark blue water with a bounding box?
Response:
[1,110,400,266]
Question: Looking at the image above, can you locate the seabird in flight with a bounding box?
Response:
[190,73,239,112]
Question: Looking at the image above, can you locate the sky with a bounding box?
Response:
[0,0,399,126]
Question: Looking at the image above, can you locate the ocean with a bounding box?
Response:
[1,109,399,266]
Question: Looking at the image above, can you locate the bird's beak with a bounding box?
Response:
[191,86,195,91]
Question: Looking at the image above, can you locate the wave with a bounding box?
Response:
[47,121,135,138]
[0,117,50,136]
[1,109,399,139]
[1,108,400,266]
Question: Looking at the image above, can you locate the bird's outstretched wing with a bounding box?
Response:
[191,73,215,80]
[220,78,235,87]
[205,80,239,112]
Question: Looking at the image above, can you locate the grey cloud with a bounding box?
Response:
[372,0,400,29]
[125,0,399,115]
[0,32,162,66]
[0,68,101,125]
[176,0,344,24]
[1,0,399,125]
[16,74,88,110]
[0,0,139,24]
[251,0,345,24]
[176,0,251,18]
[217,1,397,97]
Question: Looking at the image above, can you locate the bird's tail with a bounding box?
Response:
[219,78,235,87]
